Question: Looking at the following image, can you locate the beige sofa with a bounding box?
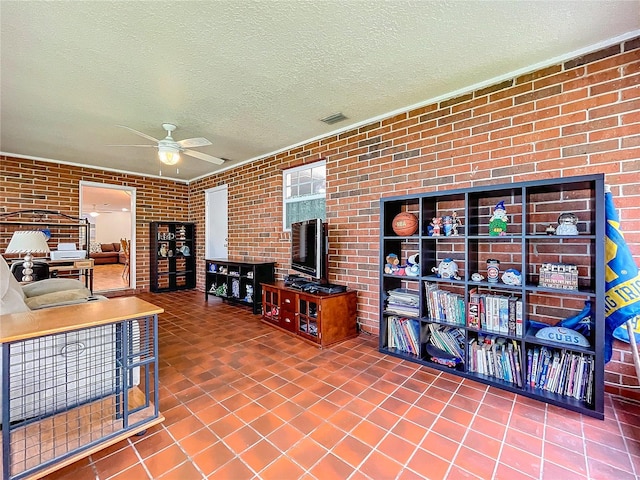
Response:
[90,242,127,265]
[1,255,100,314]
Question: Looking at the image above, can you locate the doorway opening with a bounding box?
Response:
[80,181,136,292]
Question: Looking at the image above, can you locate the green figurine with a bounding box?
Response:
[489,201,508,236]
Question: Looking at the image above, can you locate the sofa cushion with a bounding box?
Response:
[22,278,89,298]
[112,242,121,252]
[101,243,115,252]
[25,289,93,310]
[89,242,102,254]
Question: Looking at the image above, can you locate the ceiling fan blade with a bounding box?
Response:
[183,149,225,165]
[116,125,160,143]
[106,144,157,148]
[178,137,212,148]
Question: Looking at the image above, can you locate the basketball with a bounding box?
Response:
[392,212,418,236]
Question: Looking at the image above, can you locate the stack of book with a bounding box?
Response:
[424,283,465,325]
[385,288,419,317]
[526,347,594,402]
[467,288,523,336]
[468,335,523,387]
[427,323,465,360]
[387,316,420,355]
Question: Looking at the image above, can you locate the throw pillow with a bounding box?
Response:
[101,243,115,252]
[89,242,102,254]
[22,278,89,298]
[25,289,91,310]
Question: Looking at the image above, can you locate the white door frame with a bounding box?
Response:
[205,184,228,259]
[79,180,136,289]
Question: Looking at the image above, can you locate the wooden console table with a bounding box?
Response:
[11,258,95,294]
[0,297,164,480]
[47,258,95,292]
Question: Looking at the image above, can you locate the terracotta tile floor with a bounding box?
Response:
[46,290,640,480]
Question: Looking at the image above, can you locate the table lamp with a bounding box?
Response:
[5,230,50,282]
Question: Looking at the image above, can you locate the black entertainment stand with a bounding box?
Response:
[205,259,275,314]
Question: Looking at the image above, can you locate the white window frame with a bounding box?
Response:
[282,160,326,231]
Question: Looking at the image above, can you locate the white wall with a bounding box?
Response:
[93,212,132,243]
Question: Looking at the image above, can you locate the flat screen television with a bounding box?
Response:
[290,218,327,282]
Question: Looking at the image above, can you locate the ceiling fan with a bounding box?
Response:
[111,123,225,165]
[86,203,127,216]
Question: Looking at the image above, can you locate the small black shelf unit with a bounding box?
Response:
[150,221,196,292]
[205,259,276,314]
[379,174,605,419]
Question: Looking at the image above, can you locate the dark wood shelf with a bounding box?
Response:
[380,174,605,419]
[205,259,275,314]
[150,222,196,292]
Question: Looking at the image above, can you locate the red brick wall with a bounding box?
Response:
[1,38,638,399]
[190,37,640,399]
[0,158,189,292]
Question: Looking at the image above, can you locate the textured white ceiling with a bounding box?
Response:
[1,1,638,182]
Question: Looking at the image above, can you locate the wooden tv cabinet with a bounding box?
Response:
[261,281,358,347]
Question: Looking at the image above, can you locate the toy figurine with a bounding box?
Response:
[442,215,453,236]
[556,212,579,235]
[471,273,484,282]
[429,217,442,236]
[501,268,522,286]
[406,253,420,276]
[432,258,461,280]
[245,284,254,303]
[489,201,508,236]
[451,211,461,236]
[545,224,556,235]
[384,253,400,274]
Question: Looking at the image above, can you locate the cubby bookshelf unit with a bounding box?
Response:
[205,259,275,314]
[379,175,605,419]
[150,222,196,293]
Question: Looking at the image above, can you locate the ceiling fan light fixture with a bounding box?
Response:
[89,204,100,217]
[158,145,181,165]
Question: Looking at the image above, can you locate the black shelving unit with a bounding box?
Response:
[205,259,275,314]
[379,174,605,419]
[150,221,196,292]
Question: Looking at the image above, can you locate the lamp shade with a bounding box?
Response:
[5,231,50,254]
[158,146,181,165]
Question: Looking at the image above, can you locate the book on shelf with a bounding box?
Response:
[499,296,509,335]
[387,316,420,355]
[525,346,594,403]
[467,291,523,337]
[537,348,551,389]
[508,296,517,336]
[468,334,522,386]
[386,288,420,318]
[468,301,480,328]
[428,323,465,360]
[425,283,465,325]
[511,340,523,387]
